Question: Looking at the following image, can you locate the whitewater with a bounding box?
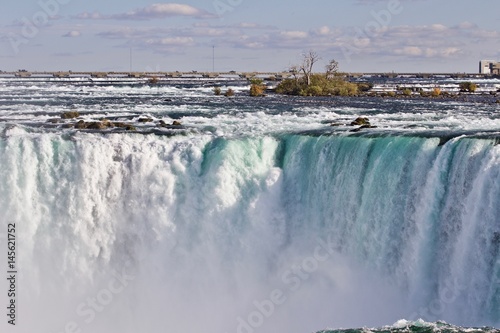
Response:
[0,77,499,333]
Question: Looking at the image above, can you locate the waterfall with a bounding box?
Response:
[1,127,499,333]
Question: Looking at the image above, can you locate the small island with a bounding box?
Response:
[275,51,359,97]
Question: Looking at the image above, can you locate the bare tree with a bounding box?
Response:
[300,50,321,86]
[288,64,300,82]
[325,59,339,79]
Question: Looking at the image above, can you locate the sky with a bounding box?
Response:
[0,0,499,73]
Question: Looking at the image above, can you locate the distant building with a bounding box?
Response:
[493,63,500,75]
[480,60,500,74]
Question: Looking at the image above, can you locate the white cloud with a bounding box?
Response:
[241,41,266,49]
[75,3,216,21]
[97,27,141,39]
[279,31,308,40]
[115,3,216,20]
[316,26,331,36]
[157,37,194,46]
[430,24,448,31]
[440,47,462,57]
[394,46,423,56]
[336,22,500,62]
[76,12,103,20]
[92,19,498,65]
[457,21,477,30]
[468,29,500,39]
[239,23,262,29]
[62,31,81,38]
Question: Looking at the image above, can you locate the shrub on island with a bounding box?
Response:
[249,78,266,97]
[275,51,358,97]
[402,89,412,96]
[431,88,442,97]
[276,74,359,96]
[459,82,477,93]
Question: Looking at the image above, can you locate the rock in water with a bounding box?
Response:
[350,117,370,126]
[74,120,87,129]
[61,111,80,119]
[86,122,107,130]
[101,119,113,128]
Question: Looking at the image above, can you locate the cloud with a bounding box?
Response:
[97,27,144,40]
[116,3,216,20]
[146,37,194,46]
[316,26,331,36]
[93,20,499,64]
[394,46,423,56]
[62,31,81,38]
[279,31,308,40]
[457,21,477,30]
[336,22,500,62]
[96,26,199,54]
[231,22,277,30]
[96,26,210,41]
[393,46,462,58]
[75,12,104,20]
[77,3,216,21]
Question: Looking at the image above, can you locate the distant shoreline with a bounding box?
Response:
[1,70,499,80]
